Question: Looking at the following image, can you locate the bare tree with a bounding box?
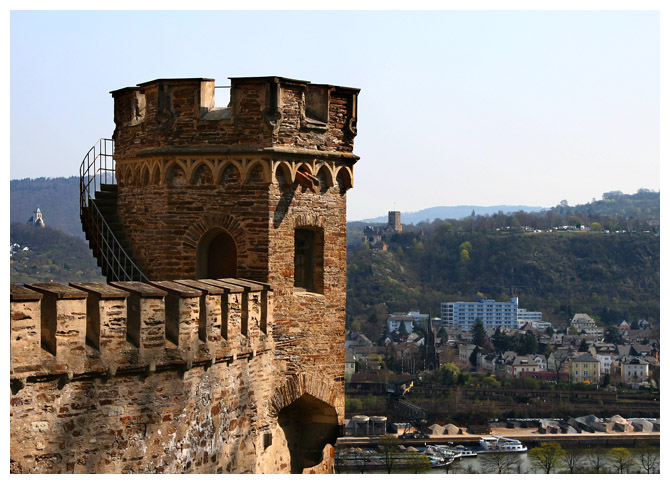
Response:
[633,446,660,474]
[563,447,584,473]
[479,450,521,474]
[586,448,607,474]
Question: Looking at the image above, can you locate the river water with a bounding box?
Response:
[337,446,660,474]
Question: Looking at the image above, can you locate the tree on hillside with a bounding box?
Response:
[492,327,514,353]
[472,319,486,347]
[578,339,589,352]
[378,434,402,474]
[436,363,460,386]
[528,442,566,473]
[605,327,624,345]
[519,331,538,355]
[568,215,583,228]
[481,375,500,388]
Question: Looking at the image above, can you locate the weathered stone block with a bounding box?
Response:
[149,281,201,363]
[69,282,130,367]
[109,281,167,363]
[24,283,88,371]
[10,284,43,374]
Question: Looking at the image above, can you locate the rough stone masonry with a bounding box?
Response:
[10,76,360,473]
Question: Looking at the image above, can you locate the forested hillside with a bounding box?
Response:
[347,190,660,340]
[561,189,660,221]
[10,176,83,238]
[10,222,104,284]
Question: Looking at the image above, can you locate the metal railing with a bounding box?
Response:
[80,138,147,282]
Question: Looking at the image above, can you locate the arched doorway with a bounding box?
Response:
[196,228,237,278]
[277,394,339,473]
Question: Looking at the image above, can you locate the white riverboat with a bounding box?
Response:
[452,445,478,458]
[478,436,528,453]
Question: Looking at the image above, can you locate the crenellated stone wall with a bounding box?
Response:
[9,279,305,473]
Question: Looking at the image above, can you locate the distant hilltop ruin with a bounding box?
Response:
[26,206,44,227]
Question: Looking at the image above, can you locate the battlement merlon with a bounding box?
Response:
[10,279,274,381]
[111,76,360,161]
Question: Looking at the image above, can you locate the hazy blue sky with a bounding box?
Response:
[9,9,661,221]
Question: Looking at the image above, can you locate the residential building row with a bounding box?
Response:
[347,310,659,389]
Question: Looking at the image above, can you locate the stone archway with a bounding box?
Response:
[278,394,338,473]
[183,213,247,279]
[270,374,343,474]
[196,228,237,278]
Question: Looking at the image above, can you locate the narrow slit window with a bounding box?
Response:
[294,229,315,291]
[294,227,324,293]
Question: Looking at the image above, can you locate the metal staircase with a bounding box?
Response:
[80,138,147,282]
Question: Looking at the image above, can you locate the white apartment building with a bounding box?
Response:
[518,308,543,323]
[441,298,528,330]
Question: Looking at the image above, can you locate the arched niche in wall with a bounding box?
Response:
[195,227,238,279]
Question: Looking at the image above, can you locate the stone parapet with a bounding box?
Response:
[9,278,274,382]
[111,77,360,161]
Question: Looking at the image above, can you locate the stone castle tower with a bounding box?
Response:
[10,76,359,474]
[387,210,401,232]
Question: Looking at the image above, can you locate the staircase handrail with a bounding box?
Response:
[79,139,116,215]
[80,138,148,282]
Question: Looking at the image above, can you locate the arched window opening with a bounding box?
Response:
[294,227,324,293]
[196,229,237,279]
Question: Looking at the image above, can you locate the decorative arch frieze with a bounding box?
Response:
[314,164,334,193]
[333,166,353,193]
[140,165,150,186]
[191,160,215,185]
[165,159,188,187]
[244,159,271,184]
[273,161,293,186]
[116,156,352,193]
[151,163,161,185]
[217,160,243,185]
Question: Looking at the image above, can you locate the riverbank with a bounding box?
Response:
[337,427,659,449]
